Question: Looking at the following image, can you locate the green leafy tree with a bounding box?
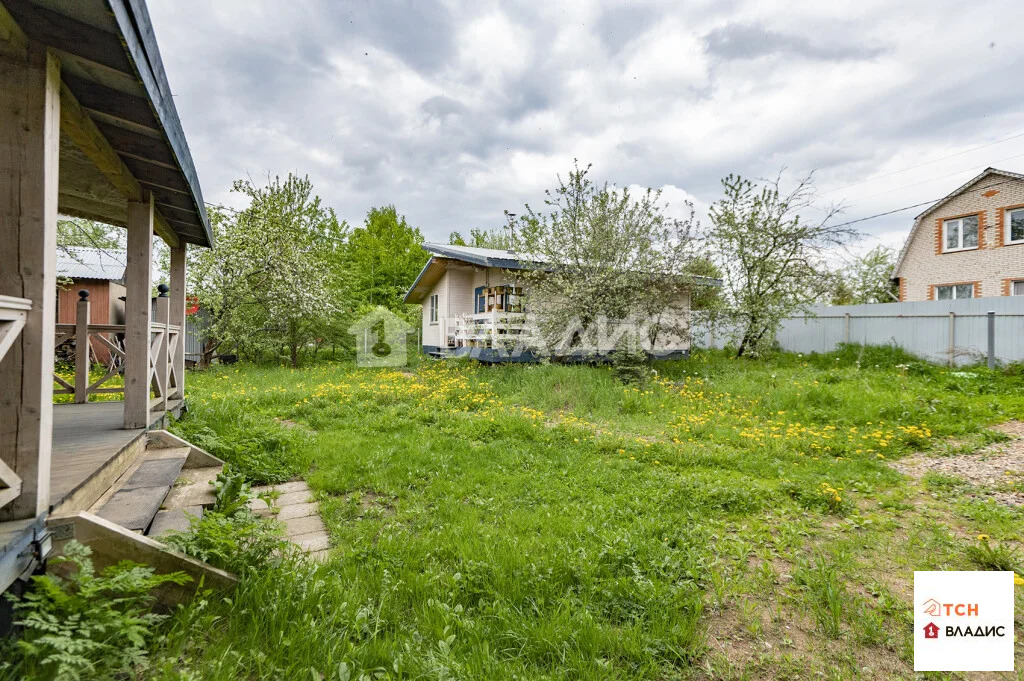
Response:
[829,245,899,305]
[56,218,123,250]
[707,172,855,357]
[448,227,511,249]
[346,205,427,312]
[512,161,700,355]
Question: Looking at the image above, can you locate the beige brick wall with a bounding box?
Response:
[895,174,1024,301]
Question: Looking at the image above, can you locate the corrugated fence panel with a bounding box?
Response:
[692,298,1024,366]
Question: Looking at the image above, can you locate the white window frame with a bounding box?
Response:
[942,215,980,253]
[935,284,975,300]
[1005,208,1024,245]
[1012,280,1024,296]
[428,294,438,324]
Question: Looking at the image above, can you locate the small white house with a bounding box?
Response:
[403,243,720,361]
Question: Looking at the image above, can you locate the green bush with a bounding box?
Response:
[163,468,289,575]
[1,541,189,681]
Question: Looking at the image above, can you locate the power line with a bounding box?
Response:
[823,131,1024,195]
[840,151,1024,206]
[830,175,1024,229]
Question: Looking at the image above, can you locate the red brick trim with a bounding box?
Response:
[1003,277,1024,296]
[996,203,1024,248]
[934,218,943,255]
[929,281,982,300]
[897,277,907,302]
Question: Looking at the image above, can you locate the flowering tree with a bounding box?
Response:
[188,174,345,366]
[512,162,700,355]
[707,172,855,357]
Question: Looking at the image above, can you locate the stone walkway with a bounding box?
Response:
[893,421,1024,506]
[163,468,331,561]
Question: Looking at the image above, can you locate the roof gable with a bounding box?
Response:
[893,168,1024,276]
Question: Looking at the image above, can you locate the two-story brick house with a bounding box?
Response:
[892,167,1024,301]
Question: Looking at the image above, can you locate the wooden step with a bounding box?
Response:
[147,505,203,537]
[94,448,189,532]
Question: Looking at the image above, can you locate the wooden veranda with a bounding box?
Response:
[0,0,215,595]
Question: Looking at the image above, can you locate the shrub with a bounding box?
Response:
[163,468,289,575]
[1,541,189,681]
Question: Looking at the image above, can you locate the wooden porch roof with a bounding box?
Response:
[1,0,213,248]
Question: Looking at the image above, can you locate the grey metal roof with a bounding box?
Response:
[421,243,548,270]
[404,242,723,303]
[56,246,127,281]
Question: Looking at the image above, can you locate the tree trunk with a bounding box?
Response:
[290,343,299,368]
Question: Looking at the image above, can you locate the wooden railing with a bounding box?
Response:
[451,311,530,347]
[0,295,31,510]
[53,290,181,406]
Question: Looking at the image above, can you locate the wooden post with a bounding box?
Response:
[0,45,60,520]
[154,285,169,412]
[843,313,851,345]
[169,244,186,400]
[74,290,91,403]
[124,194,153,429]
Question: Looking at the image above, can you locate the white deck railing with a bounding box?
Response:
[450,311,530,347]
[0,296,30,510]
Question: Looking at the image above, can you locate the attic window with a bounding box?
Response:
[1007,208,1024,244]
[943,216,979,252]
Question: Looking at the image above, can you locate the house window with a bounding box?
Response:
[935,284,974,300]
[943,215,979,252]
[428,294,438,323]
[1007,208,1024,244]
[1012,280,1024,296]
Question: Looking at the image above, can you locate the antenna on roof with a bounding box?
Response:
[504,211,517,254]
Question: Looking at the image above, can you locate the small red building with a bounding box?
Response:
[56,247,127,363]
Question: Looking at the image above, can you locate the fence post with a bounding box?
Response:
[843,313,850,345]
[947,311,955,368]
[987,311,996,369]
[74,290,90,404]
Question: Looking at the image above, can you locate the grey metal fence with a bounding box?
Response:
[692,297,1024,367]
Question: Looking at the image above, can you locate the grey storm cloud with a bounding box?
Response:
[421,95,468,120]
[702,22,885,62]
[147,0,1024,248]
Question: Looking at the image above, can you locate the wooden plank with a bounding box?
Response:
[147,506,201,537]
[125,157,193,195]
[0,44,60,521]
[0,1,27,59]
[58,81,179,248]
[62,73,160,132]
[94,119,177,168]
[169,245,186,400]
[124,194,153,429]
[2,0,133,74]
[46,512,236,605]
[95,484,169,530]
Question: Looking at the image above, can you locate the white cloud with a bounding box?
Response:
[147,0,1024,250]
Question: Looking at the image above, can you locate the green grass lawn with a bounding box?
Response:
[151,347,1024,680]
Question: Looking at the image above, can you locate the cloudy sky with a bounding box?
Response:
[148,0,1024,257]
